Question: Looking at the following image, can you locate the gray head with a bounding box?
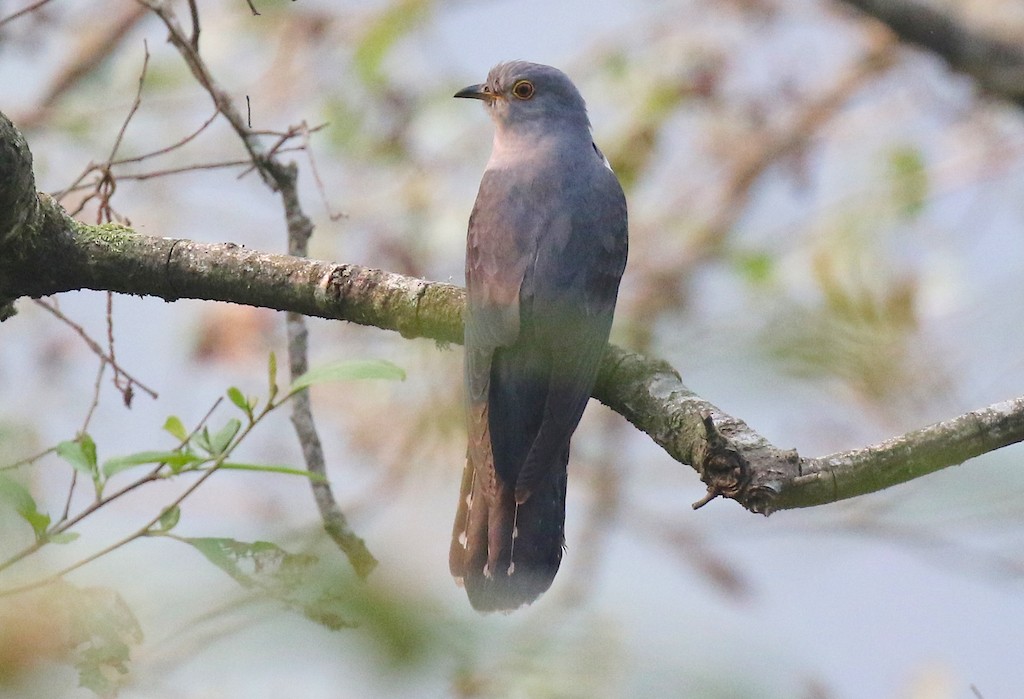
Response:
[454,61,591,136]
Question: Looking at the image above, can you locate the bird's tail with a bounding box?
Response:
[449,404,567,612]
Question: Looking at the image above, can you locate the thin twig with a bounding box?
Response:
[0,446,58,473]
[186,0,200,52]
[0,0,55,29]
[33,299,158,400]
[298,121,347,222]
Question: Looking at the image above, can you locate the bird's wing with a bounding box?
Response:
[498,164,628,502]
[450,168,536,589]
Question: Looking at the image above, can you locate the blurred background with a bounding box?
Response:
[2,0,1024,697]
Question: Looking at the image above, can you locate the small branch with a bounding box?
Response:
[0,0,56,29]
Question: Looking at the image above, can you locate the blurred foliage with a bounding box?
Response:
[0,356,404,694]
[766,220,925,405]
[887,145,929,218]
[354,0,432,88]
[0,582,142,696]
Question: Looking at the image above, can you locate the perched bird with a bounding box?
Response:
[449,61,628,611]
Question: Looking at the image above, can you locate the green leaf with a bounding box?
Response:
[227,386,251,413]
[0,473,51,540]
[81,433,97,468]
[289,359,405,393]
[57,439,98,478]
[48,531,80,544]
[268,351,279,402]
[102,450,203,478]
[220,462,327,482]
[197,419,242,456]
[210,418,241,455]
[163,415,188,442]
[354,0,429,86]
[155,505,180,532]
[888,145,928,218]
[734,249,775,285]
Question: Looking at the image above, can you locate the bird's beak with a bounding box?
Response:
[454,83,495,102]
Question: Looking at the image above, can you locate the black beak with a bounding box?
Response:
[454,83,493,101]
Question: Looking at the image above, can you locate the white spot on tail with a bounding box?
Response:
[593,140,613,171]
[458,531,467,547]
[508,503,520,571]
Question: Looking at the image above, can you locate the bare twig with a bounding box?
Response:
[0,0,56,29]
[138,0,273,184]
[186,0,200,52]
[33,298,158,400]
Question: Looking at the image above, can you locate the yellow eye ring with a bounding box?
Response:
[511,80,535,100]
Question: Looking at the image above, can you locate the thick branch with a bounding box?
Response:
[836,0,1024,108]
[3,111,1024,515]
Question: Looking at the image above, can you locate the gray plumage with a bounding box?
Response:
[450,61,628,611]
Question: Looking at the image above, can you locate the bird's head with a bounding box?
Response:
[455,61,591,136]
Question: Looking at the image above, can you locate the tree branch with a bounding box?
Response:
[836,0,1024,108]
[3,109,1024,515]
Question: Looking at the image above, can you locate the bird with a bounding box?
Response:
[449,61,628,611]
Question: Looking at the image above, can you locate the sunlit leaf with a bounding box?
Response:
[289,359,405,393]
[163,415,188,442]
[227,386,251,413]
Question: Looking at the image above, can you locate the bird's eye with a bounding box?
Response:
[511,80,535,100]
